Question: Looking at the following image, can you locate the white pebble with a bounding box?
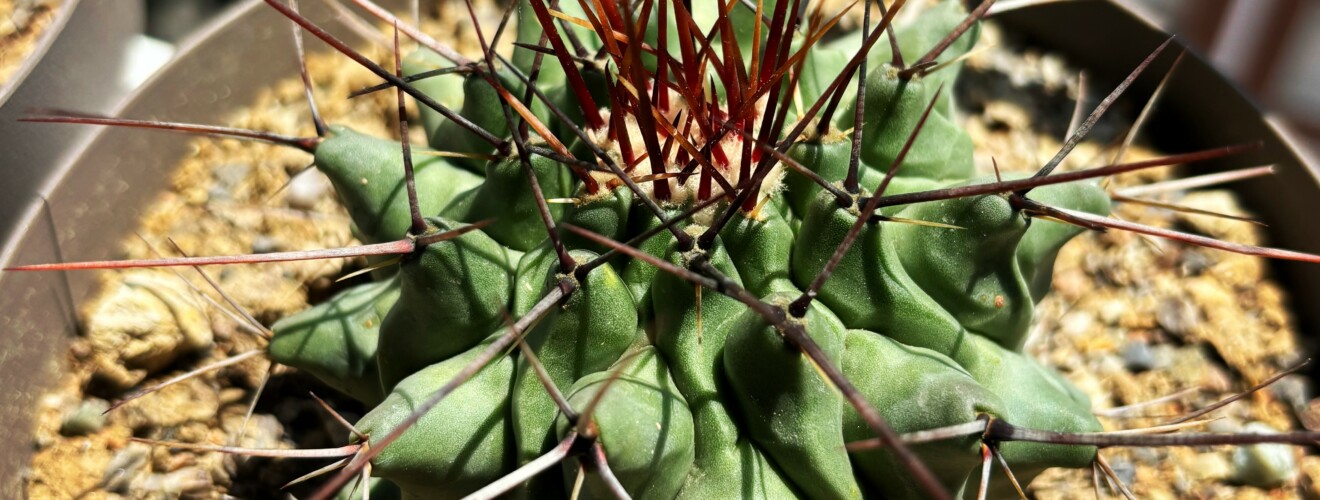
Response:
[1230,422,1296,488]
[286,169,332,210]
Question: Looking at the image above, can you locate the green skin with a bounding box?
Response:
[402,49,465,155]
[556,346,696,500]
[1014,180,1113,301]
[444,152,575,252]
[561,186,634,253]
[430,70,524,166]
[356,336,514,497]
[719,209,798,297]
[621,207,685,320]
[953,334,1101,496]
[842,65,975,184]
[841,329,1003,499]
[649,235,801,499]
[376,216,515,389]
[511,242,559,318]
[821,0,979,118]
[784,131,851,217]
[511,250,639,470]
[265,1,1121,496]
[793,189,974,357]
[723,294,861,500]
[268,276,399,405]
[785,133,950,219]
[890,184,1036,351]
[799,45,852,121]
[314,126,482,244]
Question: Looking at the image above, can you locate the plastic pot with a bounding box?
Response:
[0,0,1315,495]
[0,0,143,243]
[0,0,399,494]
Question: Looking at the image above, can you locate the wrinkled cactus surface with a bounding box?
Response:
[264,1,1117,497]
[21,0,1320,495]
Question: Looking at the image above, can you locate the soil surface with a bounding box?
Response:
[0,0,61,87]
[964,24,1318,499]
[22,3,1320,499]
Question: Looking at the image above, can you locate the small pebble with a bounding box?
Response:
[1179,249,1214,276]
[1199,361,1234,393]
[1208,418,1241,434]
[68,339,92,360]
[102,442,151,493]
[251,236,279,254]
[1299,399,1320,431]
[59,398,110,436]
[1269,375,1312,417]
[1156,297,1200,336]
[285,169,332,210]
[1108,458,1137,486]
[206,185,229,202]
[1147,343,1176,371]
[1099,299,1126,325]
[1230,422,1296,488]
[1060,311,1094,336]
[131,467,212,496]
[1130,447,1160,464]
[1190,453,1232,481]
[1120,340,1156,372]
[218,388,247,406]
[212,163,251,191]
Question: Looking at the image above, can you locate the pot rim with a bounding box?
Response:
[2,0,1318,494]
[0,0,83,104]
[0,0,283,266]
[0,0,398,494]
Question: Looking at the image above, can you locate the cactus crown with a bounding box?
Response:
[13,0,1320,498]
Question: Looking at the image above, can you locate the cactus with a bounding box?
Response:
[13,0,1320,498]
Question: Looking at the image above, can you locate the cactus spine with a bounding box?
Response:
[15,0,1320,498]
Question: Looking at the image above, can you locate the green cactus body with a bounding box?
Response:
[622,207,685,317]
[890,184,1035,351]
[792,190,971,357]
[674,436,800,500]
[798,45,851,116]
[512,250,638,467]
[314,126,482,243]
[376,217,514,388]
[642,235,801,500]
[563,186,634,252]
[652,233,745,407]
[243,0,1126,497]
[784,131,849,222]
[512,241,560,317]
[843,66,975,185]
[952,334,1101,494]
[1015,180,1112,301]
[430,70,522,164]
[268,277,399,405]
[403,49,466,147]
[723,294,859,500]
[720,209,797,296]
[557,346,695,500]
[841,329,1002,498]
[885,0,980,117]
[446,153,575,251]
[357,337,514,497]
[823,0,979,118]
